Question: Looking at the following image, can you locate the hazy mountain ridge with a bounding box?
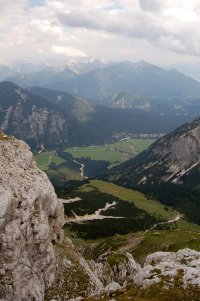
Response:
[40,60,200,119]
[2,59,108,89]
[6,66,77,89]
[0,74,199,152]
[53,60,200,100]
[3,60,200,120]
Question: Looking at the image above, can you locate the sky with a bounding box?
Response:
[1,0,200,76]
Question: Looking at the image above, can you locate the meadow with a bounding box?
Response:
[34,151,66,170]
[64,138,155,164]
[34,138,155,171]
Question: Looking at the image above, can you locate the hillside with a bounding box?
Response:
[28,86,192,137]
[6,66,77,88]
[109,117,200,186]
[0,81,72,149]
[105,117,200,225]
[3,61,200,119]
[0,82,114,149]
[0,81,197,153]
[55,179,200,300]
[4,60,200,120]
[1,132,200,301]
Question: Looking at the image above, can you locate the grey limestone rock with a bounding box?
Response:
[0,135,64,301]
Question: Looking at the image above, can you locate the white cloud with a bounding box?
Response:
[0,0,200,72]
[51,45,88,57]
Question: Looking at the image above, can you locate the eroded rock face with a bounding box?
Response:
[0,135,64,300]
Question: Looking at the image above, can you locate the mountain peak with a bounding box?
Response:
[133,60,153,71]
[117,60,151,69]
[135,60,150,66]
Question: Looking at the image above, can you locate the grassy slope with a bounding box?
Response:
[87,180,200,231]
[69,180,200,263]
[81,180,177,220]
[35,151,66,170]
[116,138,155,153]
[62,181,200,300]
[65,145,123,163]
[132,230,200,263]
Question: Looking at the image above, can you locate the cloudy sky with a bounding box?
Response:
[1,0,200,74]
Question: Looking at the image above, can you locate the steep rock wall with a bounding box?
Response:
[0,135,64,300]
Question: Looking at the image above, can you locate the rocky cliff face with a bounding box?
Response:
[0,134,64,300]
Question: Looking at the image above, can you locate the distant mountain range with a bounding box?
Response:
[2,59,108,88]
[0,82,191,150]
[54,60,200,98]
[43,60,200,115]
[1,60,200,121]
[1,60,200,151]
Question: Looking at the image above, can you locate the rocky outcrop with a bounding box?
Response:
[90,252,142,288]
[90,248,200,296]
[142,248,200,288]
[0,134,64,300]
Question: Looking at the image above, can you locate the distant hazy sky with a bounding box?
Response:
[1,0,200,72]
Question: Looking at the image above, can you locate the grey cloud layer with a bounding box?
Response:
[57,9,165,40]
[139,0,163,11]
[55,3,198,56]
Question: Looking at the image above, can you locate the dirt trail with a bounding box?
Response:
[146,213,182,232]
[73,159,86,177]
